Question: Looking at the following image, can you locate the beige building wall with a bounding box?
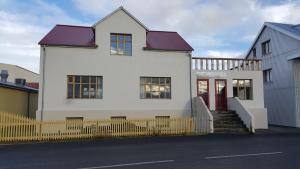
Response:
[0,87,38,118]
[0,63,39,83]
[37,9,191,120]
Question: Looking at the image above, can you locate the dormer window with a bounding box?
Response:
[110,33,132,56]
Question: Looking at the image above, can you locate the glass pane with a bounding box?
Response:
[232,80,238,87]
[90,84,96,98]
[145,85,151,92]
[75,84,80,98]
[159,85,165,92]
[111,34,117,41]
[145,78,151,84]
[160,92,165,98]
[140,85,145,98]
[146,92,151,98]
[125,42,132,56]
[81,84,89,98]
[233,87,238,97]
[151,85,159,92]
[140,77,145,84]
[68,76,73,83]
[166,78,171,84]
[75,76,80,83]
[152,91,159,98]
[68,84,73,98]
[152,77,159,84]
[119,34,124,41]
[166,92,171,98]
[81,76,89,83]
[125,35,131,41]
[111,42,117,54]
[159,78,165,84]
[118,42,124,55]
[91,76,96,83]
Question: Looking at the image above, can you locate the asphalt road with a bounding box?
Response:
[1,133,300,169]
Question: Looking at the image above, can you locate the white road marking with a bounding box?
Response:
[77,160,175,169]
[205,152,283,159]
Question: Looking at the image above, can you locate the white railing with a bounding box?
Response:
[192,57,262,71]
[192,97,213,133]
[227,97,255,133]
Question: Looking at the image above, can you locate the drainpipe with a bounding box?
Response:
[40,46,46,121]
[189,52,193,116]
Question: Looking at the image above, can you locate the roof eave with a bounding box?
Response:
[92,6,149,31]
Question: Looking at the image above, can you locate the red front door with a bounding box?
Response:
[215,79,227,111]
[197,79,209,108]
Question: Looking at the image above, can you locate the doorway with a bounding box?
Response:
[215,79,227,111]
[197,79,209,108]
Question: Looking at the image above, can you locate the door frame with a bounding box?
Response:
[197,79,210,108]
[214,79,227,111]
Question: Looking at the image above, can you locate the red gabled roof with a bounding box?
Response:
[145,31,193,51]
[39,26,193,51]
[39,25,96,47]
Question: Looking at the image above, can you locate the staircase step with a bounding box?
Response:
[214,123,245,128]
[214,128,249,133]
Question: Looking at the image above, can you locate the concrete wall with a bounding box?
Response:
[0,87,37,118]
[247,26,300,127]
[0,63,39,83]
[37,9,191,121]
[294,60,300,127]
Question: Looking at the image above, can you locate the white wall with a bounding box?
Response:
[191,70,265,110]
[37,10,191,120]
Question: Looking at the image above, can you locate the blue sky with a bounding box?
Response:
[1,0,300,73]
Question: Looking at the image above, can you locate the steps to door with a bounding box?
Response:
[212,110,249,133]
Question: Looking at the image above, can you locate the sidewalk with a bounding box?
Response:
[256,125,300,134]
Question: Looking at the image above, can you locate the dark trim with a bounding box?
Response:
[39,44,98,48]
[143,47,193,52]
[0,83,38,93]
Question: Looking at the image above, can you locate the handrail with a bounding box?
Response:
[192,97,213,133]
[192,57,262,71]
[192,57,261,61]
[227,97,255,133]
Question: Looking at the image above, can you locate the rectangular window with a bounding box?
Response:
[67,75,103,99]
[140,77,171,99]
[253,47,256,58]
[110,33,132,56]
[233,79,253,100]
[262,40,271,56]
[110,116,127,120]
[263,69,272,83]
[155,116,170,128]
[66,117,83,130]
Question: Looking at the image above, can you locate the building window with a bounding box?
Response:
[66,117,83,130]
[110,33,132,56]
[253,47,256,58]
[140,77,171,99]
[155,116,170,128]
[233,79,253,100]
[262,40,271,56]
[263,69,272,83]
[110,116,127,120]
[67,75,103,99]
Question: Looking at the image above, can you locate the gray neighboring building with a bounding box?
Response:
[246,22,300,127]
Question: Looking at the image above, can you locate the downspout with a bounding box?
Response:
[189,52,193,116]
[27,92,30,117]
[40,45,46,121]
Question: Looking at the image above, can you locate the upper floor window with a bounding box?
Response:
[252,47,256,58]
[140,77,171,99]
[67,75,103,99]
[263,69,272,83]
[262,40,271,56]
[110,33,132,56]
[233,79,253,100]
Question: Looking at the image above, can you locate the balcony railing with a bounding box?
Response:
[192,57,262,71]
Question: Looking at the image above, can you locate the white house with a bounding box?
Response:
[246,22,300,127]
[37,7,268,132]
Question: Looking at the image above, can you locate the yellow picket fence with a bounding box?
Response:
[0,112,201,142]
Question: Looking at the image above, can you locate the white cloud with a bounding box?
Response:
[206,50,243,58]
[0,0,85,73]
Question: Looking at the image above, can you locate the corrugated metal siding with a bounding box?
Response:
[294,61,300,127]
[248,27,300,127]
